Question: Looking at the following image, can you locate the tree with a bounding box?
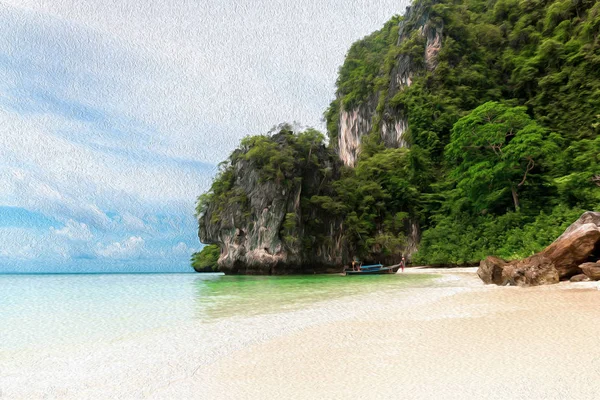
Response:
[330,148,418,261]
[556,135,600,209]
[445,102,560,212]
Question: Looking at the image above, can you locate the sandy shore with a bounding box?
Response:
[3,268,600,399]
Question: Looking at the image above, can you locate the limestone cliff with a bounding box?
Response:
[334,1,443,168]
[199,130,346,275]
[198,1,446,273]
[325,1,442,260]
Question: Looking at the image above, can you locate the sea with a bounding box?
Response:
[0,272,438,353]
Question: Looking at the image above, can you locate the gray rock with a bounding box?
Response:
[334,2,444,169]
[199,132,347,275]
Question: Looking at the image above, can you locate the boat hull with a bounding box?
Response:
[345,265,402,275]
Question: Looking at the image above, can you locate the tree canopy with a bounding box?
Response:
[197,0,600,271]
[446,102,561,212]
[323,0,600,265]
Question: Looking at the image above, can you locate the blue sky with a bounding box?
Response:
[0,0,407,273]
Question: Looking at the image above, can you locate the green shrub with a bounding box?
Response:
[191,245,220,272]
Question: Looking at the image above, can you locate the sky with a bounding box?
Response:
[0,0,408,273]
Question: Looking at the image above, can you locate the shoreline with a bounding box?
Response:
[3,269,600,399]
[176,269,600,399]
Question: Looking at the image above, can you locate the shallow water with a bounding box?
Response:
[0,272,436,352]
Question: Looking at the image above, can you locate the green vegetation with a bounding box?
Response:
[197,0,600,270]
[446,102,561,213]
[191,245,220,272]
[323,0,600,265]
[327,15,404,147]
[311,148,420,262]
[195,125,326,223]
[336,15,403,110]
[196,124,334,222]
[196,124,343,259]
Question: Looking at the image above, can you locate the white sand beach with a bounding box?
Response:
[3,268,600,399]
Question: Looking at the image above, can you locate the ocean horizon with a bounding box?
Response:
[0,258,194,274]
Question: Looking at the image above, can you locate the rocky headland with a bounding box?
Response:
[199,129,346,274]
[196,0,600,275]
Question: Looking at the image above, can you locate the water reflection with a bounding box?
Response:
[192,273,438,320]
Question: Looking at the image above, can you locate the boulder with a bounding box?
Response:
[504,255,560,286]
[541,212,600,279]
[570,274,591,282]
[478,254,559,286]
[579,262,600,281]
[478,256,509,285]
[478,212,600,286]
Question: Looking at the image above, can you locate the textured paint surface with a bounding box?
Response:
[335,4,442,168]
[0,272,435,350]
[0,0,410,272]
[5,269,600,399]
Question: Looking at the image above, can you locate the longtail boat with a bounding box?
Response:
[344,263,402,275]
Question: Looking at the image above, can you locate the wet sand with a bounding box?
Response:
[3,268,600,399]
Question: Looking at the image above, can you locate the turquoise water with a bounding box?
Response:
[0,272,436,352]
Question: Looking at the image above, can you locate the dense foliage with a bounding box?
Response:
[311,148,421,263]
[325,15,405,148]
[445,101,561,213]
[195,125,327,222]
[323,0,600,265]
[197,0,600,270]
[195,124,344,266]
[191,245,220,272]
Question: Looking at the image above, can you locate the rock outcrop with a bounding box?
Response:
[335,2,443,169]
[337,94,379,168]
[329,2,442,261]
[199,131,346,275]
[478,212,600,286]
[579,262,600,280]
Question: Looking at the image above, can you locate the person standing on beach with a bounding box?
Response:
[352,257,362,271]
[400,256,405,272]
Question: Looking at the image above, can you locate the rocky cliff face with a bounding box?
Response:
[337,94,378,168]
[199,132,346,275]
[331,2,442,260]
[198,3,445,273]
[335,2,443,168]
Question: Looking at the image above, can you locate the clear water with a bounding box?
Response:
[0,272,437,352]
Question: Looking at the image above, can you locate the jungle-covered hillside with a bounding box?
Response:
[197,0,600,270]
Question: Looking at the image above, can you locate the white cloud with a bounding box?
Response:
[0,227,70,260]
[0,110,212,228]
[0,0,409,162]
[96,236,146,259]
[172,241,196,255]
[50,219,93,241]
[0,1,410,269]
[120,213,149,232]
